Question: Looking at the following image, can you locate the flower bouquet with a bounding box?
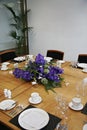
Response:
[13,54,64,92]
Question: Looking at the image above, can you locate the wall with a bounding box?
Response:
[27,0,87,61]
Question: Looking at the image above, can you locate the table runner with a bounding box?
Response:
[9,105,61,130]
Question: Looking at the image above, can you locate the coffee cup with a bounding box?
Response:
[56,60,61,68]
[14,63,19,68]
[72,97,81,108]
[31,92,40,102]
[1,65,8,70]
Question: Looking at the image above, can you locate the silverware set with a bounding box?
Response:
[8,104,24,117]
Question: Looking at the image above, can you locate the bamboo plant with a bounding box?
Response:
[4,4,32,56]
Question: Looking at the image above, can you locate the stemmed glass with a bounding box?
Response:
[54,93,63,117]
[55,94,69,130]
[55,93,63,109]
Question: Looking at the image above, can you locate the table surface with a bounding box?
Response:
[0,60,87,130]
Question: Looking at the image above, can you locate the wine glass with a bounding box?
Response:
[54,93,63,117]
[58,97,69,130]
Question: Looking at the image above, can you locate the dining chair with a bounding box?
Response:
[0,49,17,63]
[46,50,64,60]
[77,54,87,63]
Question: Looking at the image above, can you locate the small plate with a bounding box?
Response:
[0,99,16,110]
[83,124,87,130]
[58,60,65,64]
[2,62,10,65]
[82,69,87,73]
[1,67,8,71]
[44,57,53,62]
[77,63,87,69]
[29,96,42,104]
[14,56,25,62]
[69,102,83,111]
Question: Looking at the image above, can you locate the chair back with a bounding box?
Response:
[46,50,64,60]
[78,54,87,63]
[0,49,17,63]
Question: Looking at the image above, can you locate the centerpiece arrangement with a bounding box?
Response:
[13,54,64,92]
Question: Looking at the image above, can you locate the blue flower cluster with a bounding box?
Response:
[13,53,64,91]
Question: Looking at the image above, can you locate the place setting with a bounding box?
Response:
[9,92,62,130]
[9,105,62,130]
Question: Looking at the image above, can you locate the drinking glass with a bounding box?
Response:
[54,93,63,117]
[55,93,63,110]
[55,94,69,130]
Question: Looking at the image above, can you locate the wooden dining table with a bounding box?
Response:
[0,60,87,130]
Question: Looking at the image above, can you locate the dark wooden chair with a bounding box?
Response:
[46,50,64,60]
[78,54,87,63]
[0,49,17,63]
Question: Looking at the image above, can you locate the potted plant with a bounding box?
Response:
[4,4,32,56]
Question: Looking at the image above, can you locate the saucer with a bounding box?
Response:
[2,62,10,66]
[82,69,87,73]
[1,67,8,70]
[58,60,65,64]
[29,96,42,104]
[69,102,83,111]
[83,124,87,130]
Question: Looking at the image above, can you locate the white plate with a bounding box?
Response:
[69,102,83,111]
[82,69,87,73]
[83,124,87,130]
[58,60,65,64]
[29,96,42,104]
[2,62,10,65]
[18,108,49,130]
[27,54,34,58]
[44,57,52,62]
[0,99,16,110]
[77,63,87,69]
[14,56,25,62]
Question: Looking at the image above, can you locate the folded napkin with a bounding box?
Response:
[10,105,62,130]
[81,103,87,115]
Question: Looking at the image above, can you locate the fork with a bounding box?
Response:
[9,104,24,117]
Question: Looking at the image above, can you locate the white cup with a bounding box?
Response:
[56,60,61,68]
[14,63,18,68]
[2,64,7,68]
[72,97,81,108]
[29,55,34,60]
[31,92,40,102]
[1,65,8,70]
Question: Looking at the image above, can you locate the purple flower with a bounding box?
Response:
[35,53,46,65]
[13,53,64,92]
[13,68,24,78]
[21,71,32,81]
